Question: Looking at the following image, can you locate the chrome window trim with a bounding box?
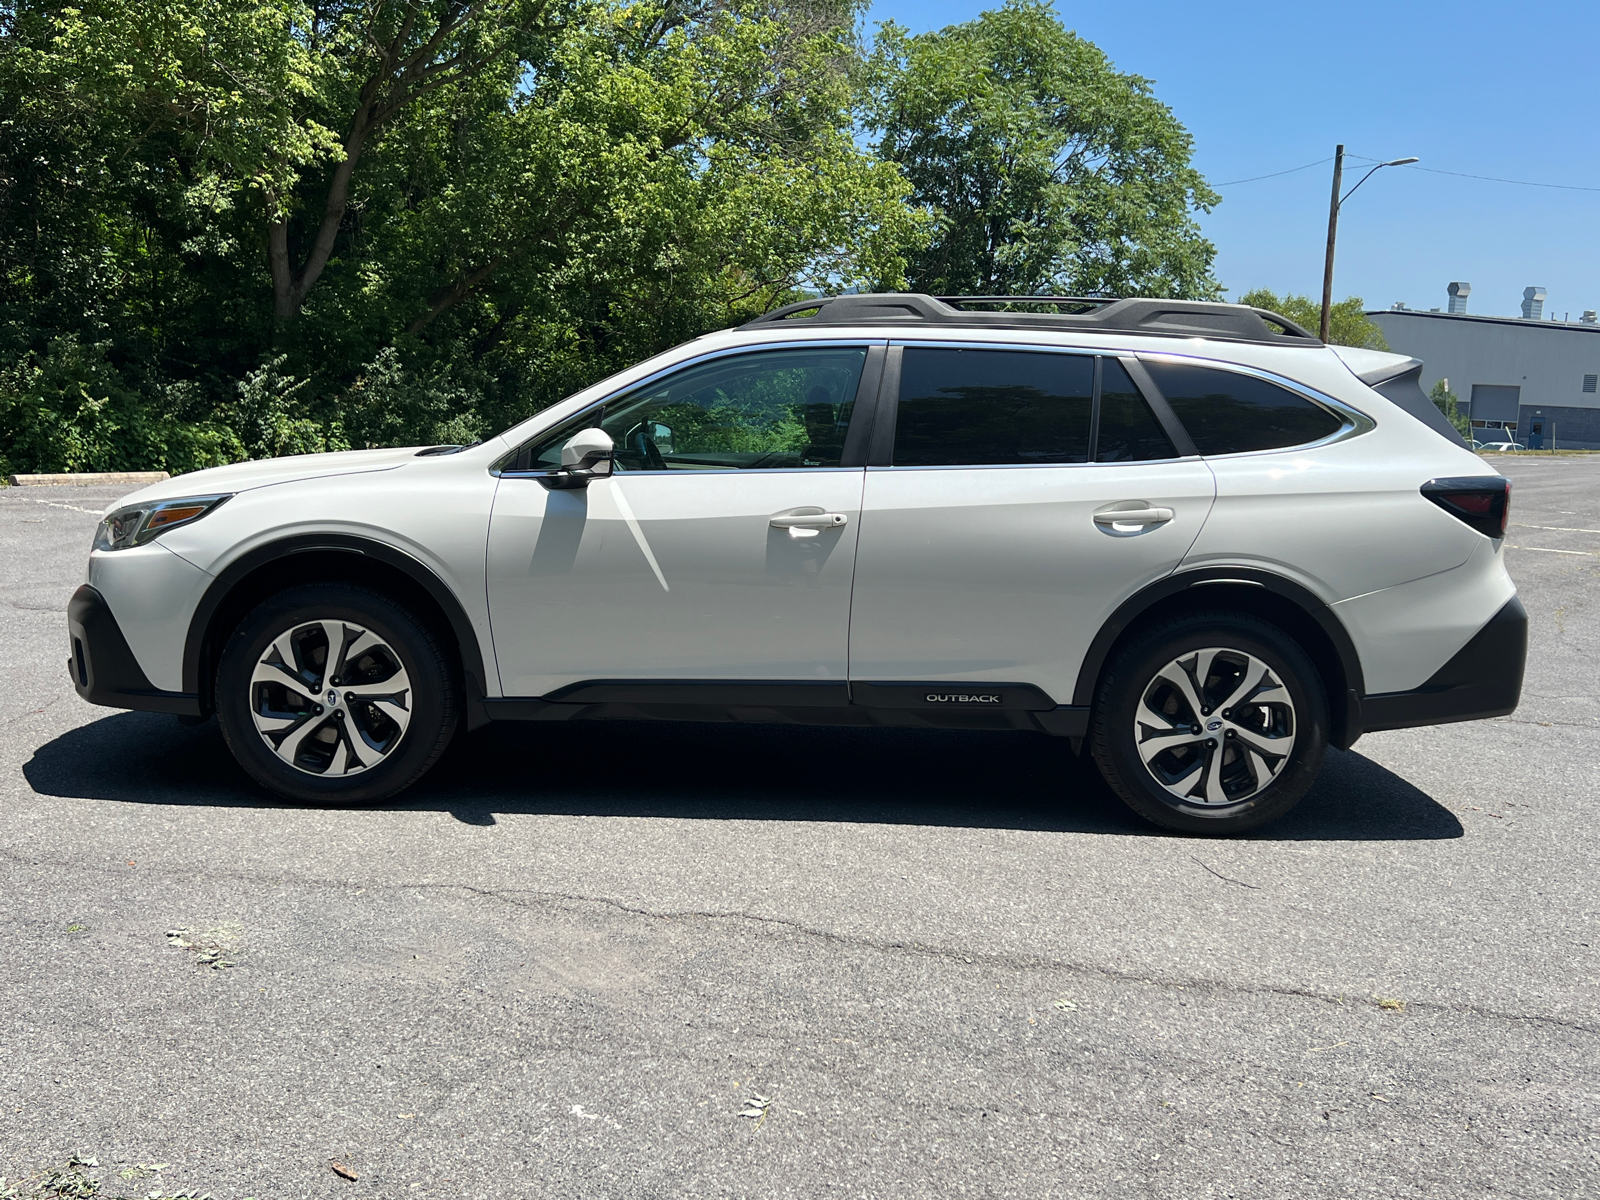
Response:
[888,338,1107,358]
[499,466,867,481]
[863,458,1201,473]
[1135,351,1375,457]
[491,338,887,477]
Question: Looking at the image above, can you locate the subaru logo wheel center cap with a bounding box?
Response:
[327,689,339,706]
[1206,719,1223,731]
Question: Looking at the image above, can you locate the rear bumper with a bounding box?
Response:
[1356,595,1526,734]
[67,584,201,716]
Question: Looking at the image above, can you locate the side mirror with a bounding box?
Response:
[543,428,614,489]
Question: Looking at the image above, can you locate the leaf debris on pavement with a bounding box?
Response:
[163,922,242,970]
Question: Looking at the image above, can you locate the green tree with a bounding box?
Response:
[1236,289,1388,350]
[0,0,920,471]
[1429,379,1471,439]
[865,0,1218,298]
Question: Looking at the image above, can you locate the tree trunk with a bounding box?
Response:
[270,115,371,328]
[266,0,499,328]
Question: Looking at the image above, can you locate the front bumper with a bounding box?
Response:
[1357,595,1527,733]
[67,584,201,716]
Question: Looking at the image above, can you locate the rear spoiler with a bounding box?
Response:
[1330,347,1469,447]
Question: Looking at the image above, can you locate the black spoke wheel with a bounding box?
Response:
[216,584,458,804]
[1091,612,1327,834]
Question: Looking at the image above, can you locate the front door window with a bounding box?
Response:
[511,347,868,473]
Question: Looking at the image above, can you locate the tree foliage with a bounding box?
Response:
[1429,379,1471,438]
[1,0,1223,475]
[1237,289,1389,350]
[865,0,1218,298]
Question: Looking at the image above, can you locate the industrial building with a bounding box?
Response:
[1367,284,1600,449]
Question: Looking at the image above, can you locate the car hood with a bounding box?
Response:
[110,446,429,509]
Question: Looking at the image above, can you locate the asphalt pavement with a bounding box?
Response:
[1,457,1596,1199]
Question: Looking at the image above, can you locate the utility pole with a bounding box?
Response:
[1320,145,1344,343]
[1317,148,1418,342]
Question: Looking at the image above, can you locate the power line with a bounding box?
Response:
[1214,157,1332,187]
[1347,153,1600,193]
[1218,151,1600,194]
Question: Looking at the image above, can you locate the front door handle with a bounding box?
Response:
[771,509,849,529]
[1093,506,1174,527]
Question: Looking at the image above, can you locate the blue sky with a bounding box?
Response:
[864,0,1600,320]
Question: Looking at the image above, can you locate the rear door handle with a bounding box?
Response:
[1093,506,1174,526]
[771,509,849,529]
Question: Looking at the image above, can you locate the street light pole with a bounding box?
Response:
[1320,145,1344,343]
[1318,149,1419,342]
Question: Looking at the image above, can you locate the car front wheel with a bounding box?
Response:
[215,584,458,804]
[1090,612,1327,835]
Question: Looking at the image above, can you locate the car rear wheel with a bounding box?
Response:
[215,584,458,804]
[1090,612,1327,834]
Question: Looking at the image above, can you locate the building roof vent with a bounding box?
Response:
[1391,301,1408,310]
[1447,281,1471,314]
[1583,310,1598,324]
[1522,286,1547,320]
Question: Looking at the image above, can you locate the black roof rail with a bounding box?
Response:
[937,295,1116,312]
[743,292,1321,346]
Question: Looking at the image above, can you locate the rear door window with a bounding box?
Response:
[1141,360,1343,455]
[1096,359,1177,462]
[894,348,1092,466]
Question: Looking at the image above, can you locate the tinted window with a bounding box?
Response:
[1096,359,1177,462]
[1142,360,1343,455]
[895,348,1092,466]
[516,347,867,472]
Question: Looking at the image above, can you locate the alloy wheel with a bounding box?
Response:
[1132,646,1296,807]
[249,619,413,776]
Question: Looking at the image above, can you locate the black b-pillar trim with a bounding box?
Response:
[866,345,903,467]
[839,344,888,468]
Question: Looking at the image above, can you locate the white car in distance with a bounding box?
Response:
[69,294,1525,834]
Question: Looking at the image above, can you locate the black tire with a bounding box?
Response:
[215,583,458,804]
[1090,611,1327,835]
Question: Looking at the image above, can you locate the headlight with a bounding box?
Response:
[93,494,232,551]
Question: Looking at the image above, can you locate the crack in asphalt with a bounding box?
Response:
[1494,715,1599,730]
[0,697,61,728]
[2,850,1596,1040]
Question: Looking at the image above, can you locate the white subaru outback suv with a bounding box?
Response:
[67,294,1524,834]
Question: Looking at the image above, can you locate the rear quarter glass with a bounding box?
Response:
[1142,360,1343,455]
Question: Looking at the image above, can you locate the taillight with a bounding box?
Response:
[1421,476,1510,539]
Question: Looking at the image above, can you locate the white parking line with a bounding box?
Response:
[7,495,104,516]
[1512,522,1600,535]
[1505,543,1596,556]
